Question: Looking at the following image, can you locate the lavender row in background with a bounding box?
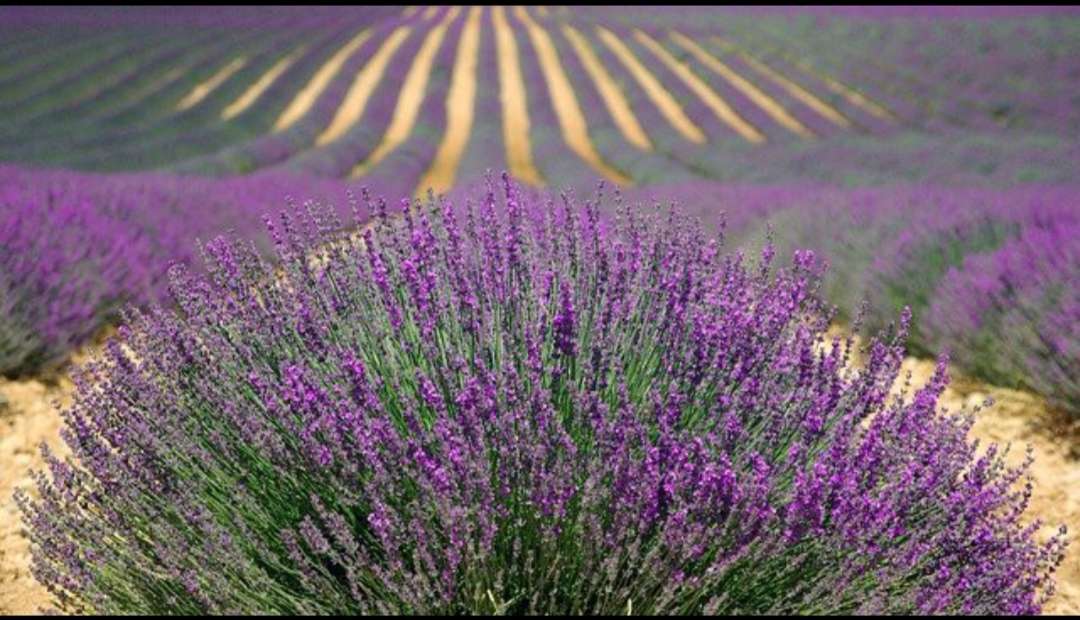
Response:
[622,181,1079,414]
[0,165,382,376]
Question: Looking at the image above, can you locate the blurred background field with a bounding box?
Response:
[0,5,1077,614]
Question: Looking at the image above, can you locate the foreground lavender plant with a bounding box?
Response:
[19,177,1065,614]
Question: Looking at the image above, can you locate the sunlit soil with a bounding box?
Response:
[221,45,307,120]
[315,26,412,146]
[596,26,707,144]
[492,6,545,186]
[273,28,372,132]
[633,29,765,144]
[350,7,461,179]
[416,6,482,196]
[515,8,631,185]
[561,23,653,151]
[670,32,814,138]
[175,56,248,111]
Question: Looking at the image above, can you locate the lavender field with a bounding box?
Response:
[0,5,1078,615]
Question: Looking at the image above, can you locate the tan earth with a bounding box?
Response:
[1,349,1077,614]
[0,373,72,615]
[896,355,1080,615]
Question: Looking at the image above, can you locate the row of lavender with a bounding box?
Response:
[204,7,1080,186]
[0,8,383,171]
[3,7,1078,187]
[575,6,1080,135]
[17,178,1066,613]
[0,165,381,376]
[625,182,1079,415]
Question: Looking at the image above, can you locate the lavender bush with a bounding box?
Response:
[20,177,1064,614]
[0,183,158,375]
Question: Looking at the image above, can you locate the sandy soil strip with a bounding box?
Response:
[315,26,412,146]
[416,6,483,196]
[126,65,189,111]
[273,29,372,132]
[670,32,814,139]
[561,23,652,151]
[633,30,764,144]
[595,26,706,145]
[87,45,216,120]
[810,66,896,122]
[712,35,895,123]
[0,377,74,615]
[492,6,545,187]
[175,57,248,112]
[221,45,308,120]
[350,8,461,179]
[423,6,440,21]
[514,7,632,186]
[708,38,852,129]
[402,6,418,19]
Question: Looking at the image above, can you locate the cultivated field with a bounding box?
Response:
[0,5,1077,615]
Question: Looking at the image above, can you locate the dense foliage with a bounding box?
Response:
[926,220,1079,413]
[19,179,1065,614]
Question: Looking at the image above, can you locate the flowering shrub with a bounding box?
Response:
[0,185,158,375]
[20,177,1065,614]
[863,209,1019,355]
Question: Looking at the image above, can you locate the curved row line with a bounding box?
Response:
[0,6,901,195]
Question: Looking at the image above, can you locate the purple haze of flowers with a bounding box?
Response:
[926,220,1080,413]
[626,180,1078,415]
[0,185,153,374]
[19,176,1065,614]
[0,164,371,376]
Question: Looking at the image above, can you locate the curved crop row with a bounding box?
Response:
[0,7,943,180]
[678,183,1080,416]
[0,165,366,376]
[926,220,1079,413]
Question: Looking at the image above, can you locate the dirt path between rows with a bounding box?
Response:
[1,353,1077,614]
[0,373,72,615]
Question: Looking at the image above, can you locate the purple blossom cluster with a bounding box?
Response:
[20,177,1065,614]
[0,180,153,375]
[0,164,367,376]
